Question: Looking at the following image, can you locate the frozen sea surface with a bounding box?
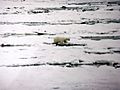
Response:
[0,0,120,90]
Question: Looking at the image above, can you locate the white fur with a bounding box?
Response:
[53,37,70,45]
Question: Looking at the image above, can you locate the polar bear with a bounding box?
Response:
[53,37,70,45]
